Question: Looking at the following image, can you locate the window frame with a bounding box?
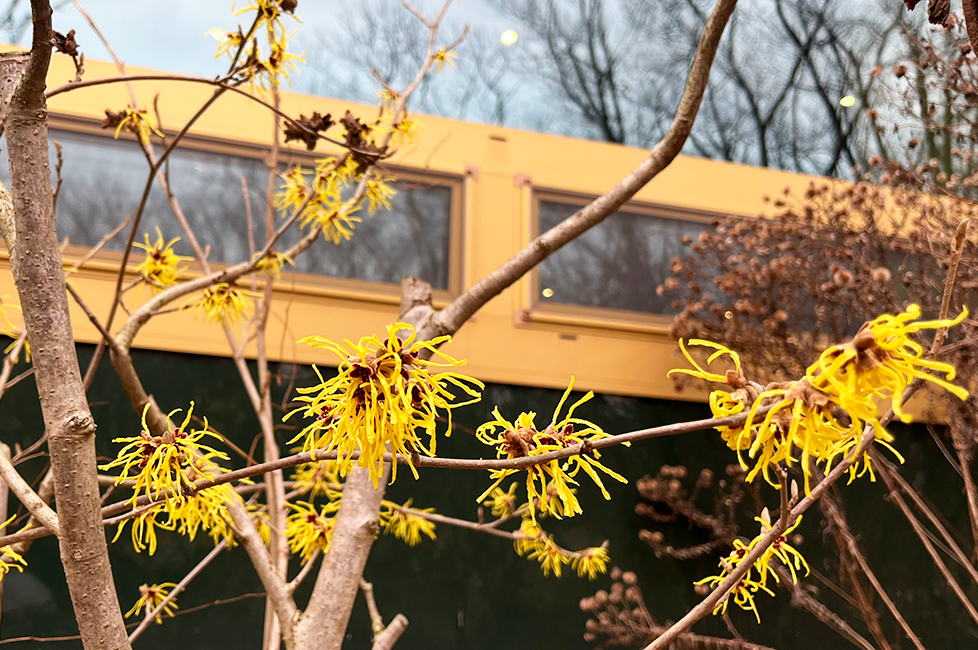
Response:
[527,187,720,333]
[43,114,465,305]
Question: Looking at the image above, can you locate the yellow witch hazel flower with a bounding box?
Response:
[164,483,240,548]
[226,0,303,89]
[374,110,424,148]
[476,377,626,522]
[247,503,272,547]
[809,304,969,423]
[378,87,400,106]
[101,403,229,504]
[286,322,483,486]
[0,295,29,363]
[696,511,808,623]
[391,117,423,147]
[193,282,259,324]
[233,0,298,36]
[572,546,611,580]
[0,547,26,579]
[0,516,26,579]
[116,504,167,555]
[487,482,520,518]
[207,26,246,61]
[286,500,338,565]
[669,339,752,451]
[364,172,396,215]
[135,228,192,290]
[753,510,809,586]
[254,250,295,280]
[254,30,304,89]
[125,582,178,624]
[102,403,240,553]
[695,541,773,624]
[433,47,458,71]
[103,106,164,145]
[292,459,341,500]
[510,513,610,579]
[514,517,571,577]
[740,377,859,490]
[673,305,969,492]
[275,162,363,244]
[379,499,437,546]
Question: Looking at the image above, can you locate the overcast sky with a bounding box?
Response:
[41,0,506,81]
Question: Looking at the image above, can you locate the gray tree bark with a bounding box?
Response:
[0,3,131,647]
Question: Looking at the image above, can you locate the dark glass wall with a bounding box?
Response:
[0,345,972,648]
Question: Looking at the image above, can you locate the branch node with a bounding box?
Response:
[65,411,96,437]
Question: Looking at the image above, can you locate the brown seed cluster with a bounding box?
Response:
[636,464,755,562]
[580,567,654,649]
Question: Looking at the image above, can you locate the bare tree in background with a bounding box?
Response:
[0,0,70,42]
[302,4,521,126]
[306,0,911,177]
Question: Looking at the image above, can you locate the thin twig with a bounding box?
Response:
[360,578,409,650]
[286,549,321,595]
[64,214,130,277]
[0,333,26,405]
[360,579,385,634]
[874,453,978,585]
[0,447,59,536]
[877,464,978,626]
[127,539,229,642]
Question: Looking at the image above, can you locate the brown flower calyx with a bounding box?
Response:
[340,110,386,168]
[284,112,334,150]
[348,352,380,380]
[850,325,888,371]
[501,422,573,459]
[725,368,747,389]
[781,377,832,410]
[101,108,125,131]
[52,29,79,56]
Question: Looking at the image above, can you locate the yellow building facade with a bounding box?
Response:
[3,51,819,401]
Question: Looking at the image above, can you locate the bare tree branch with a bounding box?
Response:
[127,539,229,643]
[0,443,59,535]
[427,0,738,340]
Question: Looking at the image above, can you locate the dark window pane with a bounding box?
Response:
[290,180,452,288]
[48,131,269,265]
[1,130,454,289]
[537,199,705,314]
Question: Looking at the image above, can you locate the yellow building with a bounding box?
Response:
[6,51,815,401]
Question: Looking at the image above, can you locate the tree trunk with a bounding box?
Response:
[0,7,132,647]
[293,467,387,650]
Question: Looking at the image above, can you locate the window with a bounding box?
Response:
[1,127,461,293]
[533,191,711,319]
